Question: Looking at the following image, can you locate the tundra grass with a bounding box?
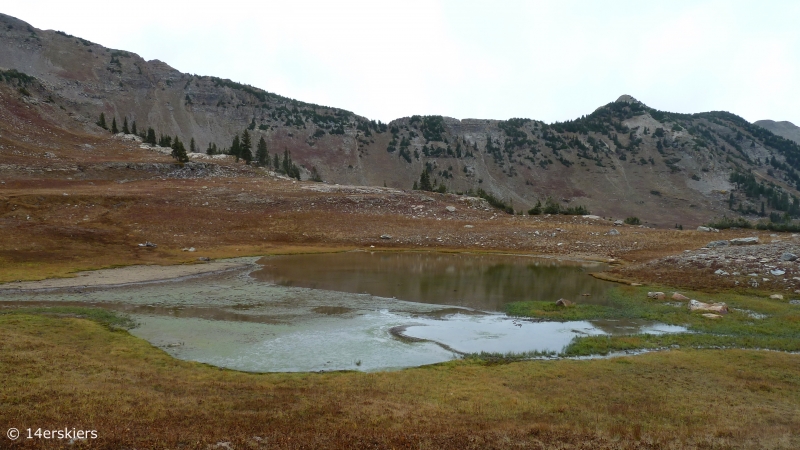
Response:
[506,285,800,356]
[1,311,799,448]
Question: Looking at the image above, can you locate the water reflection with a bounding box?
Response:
[252,251,612,311]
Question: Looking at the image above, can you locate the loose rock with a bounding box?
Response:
[555,298,574,307]
[781,252,798,261]
[647,291,666,300]
[672,292,690,301]
[769,294,784,300]
[380,234,392,239]
[689,299,728,314]
[701,313,722,319]
[730,237,759,245]
[707,240,729,248]
[607,229,620,236]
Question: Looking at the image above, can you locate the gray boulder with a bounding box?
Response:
[707,240,729,248]
[781,252,798,261]
[730,237,759,245]
[607,229,620,236]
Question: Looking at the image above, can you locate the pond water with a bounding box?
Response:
[0,252,686,372]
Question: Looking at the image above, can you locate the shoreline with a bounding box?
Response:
[0,258,258,292]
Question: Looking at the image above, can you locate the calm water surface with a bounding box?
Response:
[0,253,686,372]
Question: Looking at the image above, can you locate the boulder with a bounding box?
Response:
[380,234,392,239]
[730,237,759,245]
[688,299,728,314]
[582,215,602,220]
[701,313,723,319]
[607,229,620,236]
[647,291,666,300]
[137,241,157,248]
[769,294,784,300]
[707,240,729,248]
[672,292,690,301]
[555,298,574,307]
[770,269,785,276]
[697,226,712,232]
[781,252,798,262]
[445,206,456,212]
[613,220,624,226]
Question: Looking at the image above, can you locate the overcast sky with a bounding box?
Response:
[5,1,799,125]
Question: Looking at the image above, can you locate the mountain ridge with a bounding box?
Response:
[3,12,800,227]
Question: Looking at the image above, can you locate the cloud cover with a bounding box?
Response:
[4,0,799,125]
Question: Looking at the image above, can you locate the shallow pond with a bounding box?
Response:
[0,252,686,372]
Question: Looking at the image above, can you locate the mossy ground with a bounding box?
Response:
[505,285,800,357]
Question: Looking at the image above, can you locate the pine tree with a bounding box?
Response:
[122,117,129,134]
[190,137,196,154]
[240,130,253,164]
[310,166,322,182]
[97,113,107,129]
[282,149,291,175]
[206,142,214,155]
[146,128,157,145]
[111,117,118,134]
[171,136,189,163]
[256,136,268,167]
[230,134,241,162]
[273,153,280,170]
[131,120,137,136]
[418,169,433,191]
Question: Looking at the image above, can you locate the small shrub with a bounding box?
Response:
[624,217,641,225]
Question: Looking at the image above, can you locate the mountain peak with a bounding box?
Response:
[615,94,640,104]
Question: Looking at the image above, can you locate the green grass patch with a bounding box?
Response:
[0,306,136,330]
[506,285,800,355]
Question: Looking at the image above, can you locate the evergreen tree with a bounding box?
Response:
[190,137,196,153]
[282,149,291,175]
[310,166,322,182]
[131,120,137,136]
[418,169,433,191]
[171,136,189,163]
[206,142,215,155]
[256,136,268,167]
[122,117,129,134]
[761,201,766,217]
[111,117,118,134]
[273,153,280,170]
[229,134,241,162]
[97,112,107,129]
[146,128,157,145]
[240,130,253,164]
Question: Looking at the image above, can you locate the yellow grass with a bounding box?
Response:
[1,313,799,449]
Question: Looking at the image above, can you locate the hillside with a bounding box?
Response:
[755,120,800,145]
[4,12,800,227]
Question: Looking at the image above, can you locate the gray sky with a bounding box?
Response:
[5,1,799,125]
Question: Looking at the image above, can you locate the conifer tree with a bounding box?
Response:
[131,120,137,136]
[256,136,268,167]
[240,130,253,164]
[171,136,189,163]
[418,169,433,191]
[229,134,241,162]
[146,128,157,145]
[273,153,280,170]
[111,117,118,134]
[206,142,214,155]
[190,137,196,153]
[97,112,107,129]
[122,117,129,134]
